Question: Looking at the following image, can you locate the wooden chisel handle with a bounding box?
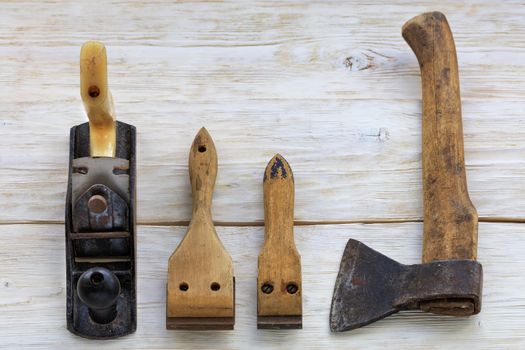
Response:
[258,154,302,322]
[263,154,295,246]
[402,12,478,263]
[189,127,217,216]
[80,41,116,157]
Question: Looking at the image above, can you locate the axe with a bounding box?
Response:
[330,12,483,332]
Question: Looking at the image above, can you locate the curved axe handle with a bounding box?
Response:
[402,12,478,263]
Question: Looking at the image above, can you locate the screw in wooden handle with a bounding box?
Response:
[403,12,478,264]
[80,41,116,157]
[257,154,302,329]
[166,128,235,330]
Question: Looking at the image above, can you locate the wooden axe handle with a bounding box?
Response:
[402,12,478,263]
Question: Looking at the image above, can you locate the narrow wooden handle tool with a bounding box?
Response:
[403,11,479,315]
[257,154,302,329]
[80,41,116,157]
[166,128,235,330]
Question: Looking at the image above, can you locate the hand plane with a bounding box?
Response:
[65,41,136,339]
[330,12,482,331]
[166,128,235,330]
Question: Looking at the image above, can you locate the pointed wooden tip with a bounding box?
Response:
[196,126,211,138]
[190,127,216,158]
[193,127,213,145]
[264,154,293,182]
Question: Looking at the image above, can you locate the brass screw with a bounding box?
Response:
[88,195,107,213]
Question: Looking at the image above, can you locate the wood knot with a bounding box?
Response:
[343,50,392,72]
[344,54,374,71]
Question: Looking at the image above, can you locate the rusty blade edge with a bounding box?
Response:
[257,316,302,330]
[166,317,235,330]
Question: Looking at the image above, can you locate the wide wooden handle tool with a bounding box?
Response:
[403,11,479,315]
[166,128,235,330]
[80,41,116,157]
[257,154,302,329]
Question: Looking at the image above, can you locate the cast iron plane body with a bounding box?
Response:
[65,121,137,339]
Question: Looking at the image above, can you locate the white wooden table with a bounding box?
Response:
[1,1,524,348]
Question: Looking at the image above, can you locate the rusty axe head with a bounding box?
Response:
[330,239,482,331]
[330,12,483,332]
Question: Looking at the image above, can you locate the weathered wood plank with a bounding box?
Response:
[1,98,524,223]
[1,1,525,223]
[0,223,524,348]
[1,1,524,349]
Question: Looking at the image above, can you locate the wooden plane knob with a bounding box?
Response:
[80,41,116,157]
[257,154,302,329]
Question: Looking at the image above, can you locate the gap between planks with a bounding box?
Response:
[2,217,525,227]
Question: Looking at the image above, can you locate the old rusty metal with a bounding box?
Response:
[330,239,483,332]
[73,184,128,233]
[65,121,136,339]
[257,316,303,330]
[88,195,108,214]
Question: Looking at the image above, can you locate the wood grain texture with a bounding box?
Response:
[403,12,478,262]
[402,12,480,317]
[167,128,234,328]
[1,223,524,348]
[0,1,524,348]
[1,1,525,223]
[258,155,302,327]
